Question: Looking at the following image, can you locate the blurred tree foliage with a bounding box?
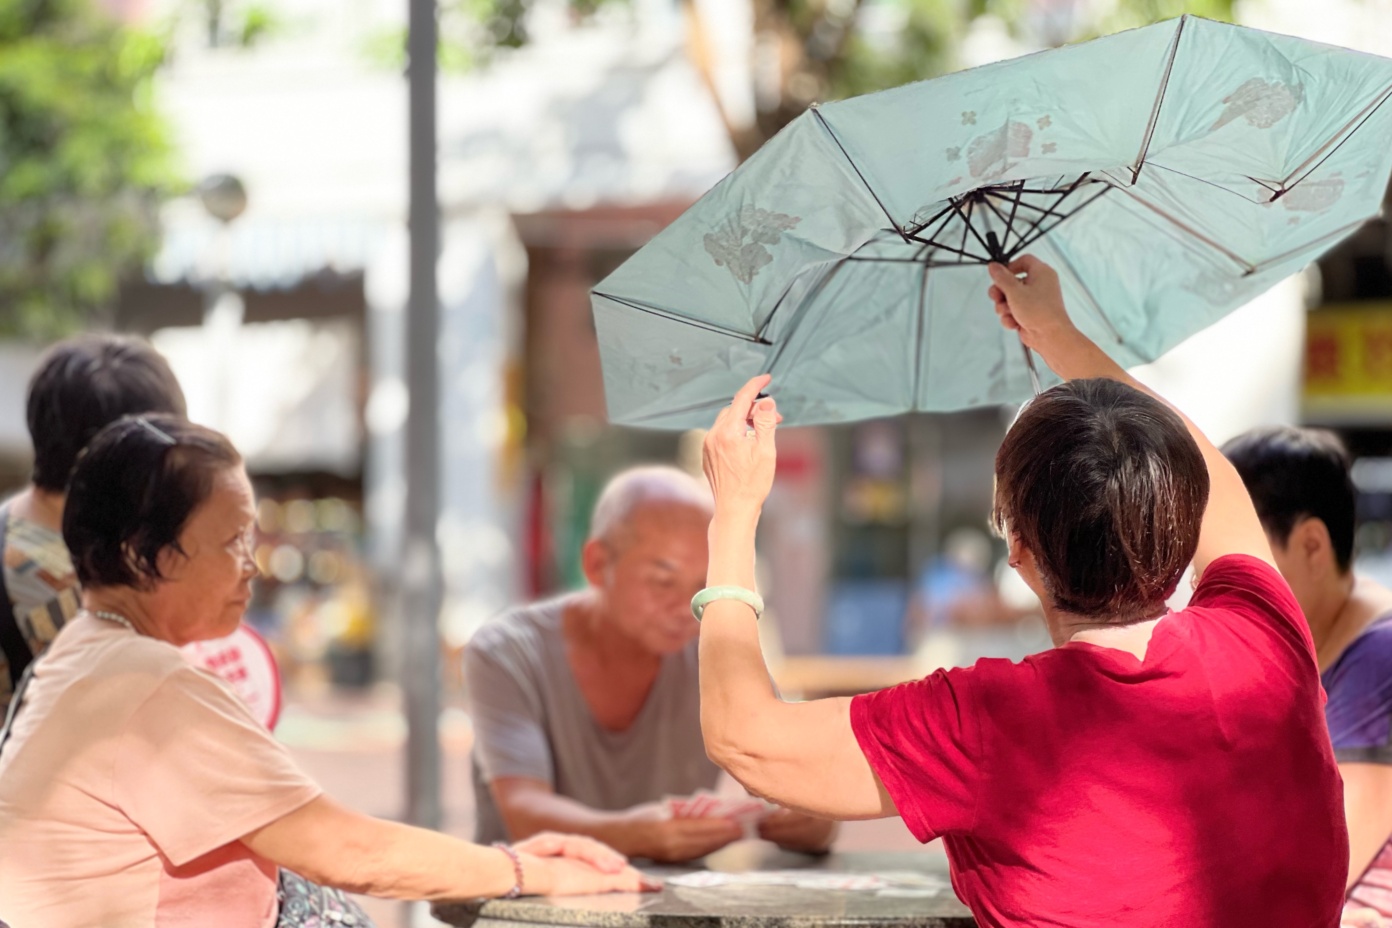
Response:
[446,0,1236,159]
[0,0,177,338]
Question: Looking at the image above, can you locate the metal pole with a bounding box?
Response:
[404,0,442,831]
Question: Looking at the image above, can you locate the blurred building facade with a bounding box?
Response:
[8,0,1392,684]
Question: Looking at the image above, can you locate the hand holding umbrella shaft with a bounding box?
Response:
[987,257,1084,360]
[988,256,1126,382]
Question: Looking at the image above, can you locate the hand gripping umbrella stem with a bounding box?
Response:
[987,231,1043,396]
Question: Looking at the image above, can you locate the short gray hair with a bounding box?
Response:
[589,465,712,545]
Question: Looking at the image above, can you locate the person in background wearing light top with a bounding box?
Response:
[466,465,836,863]
[0,415,652,928]
[0,334,186,716]
[693,256,1347,928]
[1223,427,1392,926]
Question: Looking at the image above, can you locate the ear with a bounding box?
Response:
[580,538,612,589]
[1290,517,1336,576]
[1006,532,1027,570]
[153,542,188,582]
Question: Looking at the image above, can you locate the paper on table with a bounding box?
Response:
[665,870,948,894]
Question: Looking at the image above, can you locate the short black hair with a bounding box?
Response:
[26,334,187,492]
[993,379,1210,623]
[1221,426,1355,572]
[63,414,241,591]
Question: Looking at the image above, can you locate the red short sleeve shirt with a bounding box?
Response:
[852,555,1347,928]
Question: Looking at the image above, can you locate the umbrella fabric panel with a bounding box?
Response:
[916,265,1062,411]
[813,20,1182,225]
[593,293,774,429]
[594,113,891,340]
[1037,192,1314,365]
[598,258,928,428]
[1146,17,1392,200]
[1109,108,1392,273]
[758,259,924,424]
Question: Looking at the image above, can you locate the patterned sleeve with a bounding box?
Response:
[1325,621,1392,764]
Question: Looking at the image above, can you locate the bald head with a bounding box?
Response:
[590,465,713,550]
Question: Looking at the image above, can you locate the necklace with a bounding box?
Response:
[90,610,136,632]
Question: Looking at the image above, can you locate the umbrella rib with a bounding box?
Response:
[977,194,1022,255]
[1045,245,1126,347]
[957,197,977,258]
[1131,15,1188,185]
[1006,174,1092,253]
[911,263,929,410]
[1248,214,1376,274]
[1278,83,1392,192]
[917,204,963,251]
[1011,185,1113,255]
[1103,182,1256,273]
[810,105,907,242]
[623,396,734,426]
[908,234,992,264]
[982,192,1078,218]
[1142,161,1270,204]
[592,291,772,345]
[1003,181,1026,253]
[903,201,957,238]
[760,258,854,374]
[956,196,999,260]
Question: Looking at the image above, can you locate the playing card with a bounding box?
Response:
[665,789,778,823]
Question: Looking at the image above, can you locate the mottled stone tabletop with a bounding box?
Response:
[432,846,975,928]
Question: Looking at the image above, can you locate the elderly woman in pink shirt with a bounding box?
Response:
[0,414,651,928]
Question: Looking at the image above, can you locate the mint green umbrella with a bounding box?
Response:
[592,15,1392,428]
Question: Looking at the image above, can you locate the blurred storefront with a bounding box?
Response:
[1306,215,1392,588]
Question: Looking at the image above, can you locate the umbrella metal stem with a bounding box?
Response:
[1021,339,1042,395]
[986,229,1043,396]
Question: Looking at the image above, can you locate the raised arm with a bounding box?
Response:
[986,257,1274,576]
[698,375,897,820]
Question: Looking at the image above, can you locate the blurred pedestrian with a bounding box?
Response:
[0,334,186,715]
[694,256,1346,928]
[466,465,836,863]
[0,415,651,928]
[1224,426,1392,924]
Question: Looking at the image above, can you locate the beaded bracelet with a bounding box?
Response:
[492,842,525,899]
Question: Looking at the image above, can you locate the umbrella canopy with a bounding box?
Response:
[592,15,1392,428]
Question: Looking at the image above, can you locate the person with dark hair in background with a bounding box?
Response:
[0,334,187,715]
[1224,427,1392,925]
[692,256,1347,928]
[0,415,651,928]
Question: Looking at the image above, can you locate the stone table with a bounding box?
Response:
[432,845,976,928]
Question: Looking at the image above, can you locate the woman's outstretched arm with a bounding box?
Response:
[697,375,897,820]
[241,795,653,900]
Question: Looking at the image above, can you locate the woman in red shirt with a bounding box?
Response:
[696,255,1348,928]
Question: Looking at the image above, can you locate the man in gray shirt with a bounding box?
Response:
[467,465,836,863]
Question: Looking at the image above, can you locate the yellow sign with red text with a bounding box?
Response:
[1304,304,1392,422]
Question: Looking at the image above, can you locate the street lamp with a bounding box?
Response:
[197,173,248,224]
[198,172,247,434]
